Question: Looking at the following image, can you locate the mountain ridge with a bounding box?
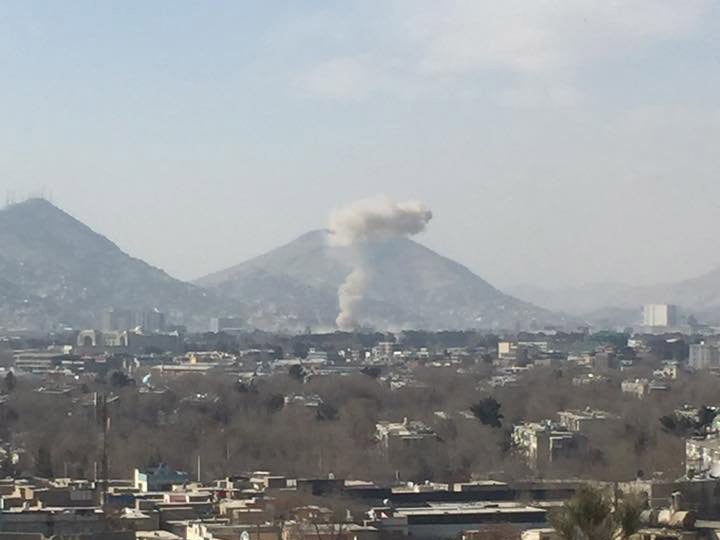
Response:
[0,198,240,331]
[196,229,570,331]
[511,267,720,326]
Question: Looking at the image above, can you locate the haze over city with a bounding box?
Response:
[7,4,720,540]
[2,1,719,289]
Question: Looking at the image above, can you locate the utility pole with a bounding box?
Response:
[95,393,110,506]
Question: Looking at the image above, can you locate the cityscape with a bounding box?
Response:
[2,2,720,540]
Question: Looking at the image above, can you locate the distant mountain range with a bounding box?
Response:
[0,199,570,332]
[195,230,569,332]
[9,198,719,333]
[0,199,239,331]
[512,269,720,327]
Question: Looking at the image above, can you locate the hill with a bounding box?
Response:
[512,268,720,327]
[0,199,237,331]
[196,230,570,332]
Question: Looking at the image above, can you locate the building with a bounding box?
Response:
[593,350,618,371]
[0,507,128,537]
[306,348,329,363]
[102,308,135,332]
[620,477,720,519]
[621,379,670,399]
[518,340,549,353]
[632,528,699,540]
[13,349,71,373]
[376,419,438,453]
[496,342,530,365]
[372,342,398,362]
[557,408,620,439]
[512,421,587,471]
[572,374,610,386]
[654,363,680,380]
[643,304,679,328]
[126,330,182,354]
[522,529,559,540]
[77,329,128,350]
[140,309,166,333]
[285,393,324,409]
[76,330,182,354]
[210,317,244,333]
[685,437,720,478]
[498,342,516,358]
[689,343,720,370]
[134,465,190,492]
[367,502,547,540]
[151,363,219,377]
[104,331,129,348]
[284,522,379,540]
[186,522,280,540]
[77,330,104,349]
[101,308,166,333]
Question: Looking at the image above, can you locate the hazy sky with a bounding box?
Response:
[1,1,719,289]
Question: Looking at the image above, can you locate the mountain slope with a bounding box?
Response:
[660,268,720,317]
[512,267,720,326]
[196,230,570,331]
[509,283,638,315]
[0,199,236,330]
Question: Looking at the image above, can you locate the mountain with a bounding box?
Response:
[509,283,639,316]
[196,230,571,332]
[0,199,581,333]
[0,198,237,331]
[658,268,720,319]
[512,268,720,327]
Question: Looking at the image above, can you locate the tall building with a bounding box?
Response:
[101,308,134,332]
[101,308,166,333]
[140,308,166,333]
[642,304,678,327]
[689,343,720,370]
[372,341,397,361]
[210,317,244,333]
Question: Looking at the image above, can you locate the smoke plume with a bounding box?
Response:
[329,195,433,330]
[335,267,368,331]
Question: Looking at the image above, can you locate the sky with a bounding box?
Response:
[1,1,719,290]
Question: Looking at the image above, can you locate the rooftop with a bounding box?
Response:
[392,502,545,516]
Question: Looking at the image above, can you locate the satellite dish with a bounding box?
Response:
[241,531,250,540]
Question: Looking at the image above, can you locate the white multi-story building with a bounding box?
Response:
[511,421,587,471]
[642,304,678,328]
[376,418,438,452]
[209,317,243,333]
[686,436,720,477]
[498,341,516,358]
[370,341,397,361]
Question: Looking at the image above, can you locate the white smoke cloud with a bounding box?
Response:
[329,195,433,330]
[335,267,367,331]
[328,195,433,247]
